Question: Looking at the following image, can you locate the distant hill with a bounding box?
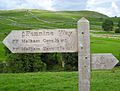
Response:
[0,9,110,42]
[0,9,108,33]
[58,10,108,18]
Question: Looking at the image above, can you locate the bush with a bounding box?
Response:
[102,19,114,31]
[115,28,120,33]
[115,20,120,33]
[0,61,9,73]
[6,54,46,73]
[118,20,120,28]
[4,47,79,72]
[63,53,78,71]
[41,53,62,71]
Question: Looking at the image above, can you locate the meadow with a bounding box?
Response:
[91,37,120,60]
[0,68,120,91]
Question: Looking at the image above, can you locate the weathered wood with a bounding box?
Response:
[91,53,119,69]
[78,17,90,91]
[3,29,77,53]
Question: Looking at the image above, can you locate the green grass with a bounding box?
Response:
[91,37,120,60]
[91,68,120,91]
[0,68,120,91]
[0,44,6,61]
[91,31,115,34]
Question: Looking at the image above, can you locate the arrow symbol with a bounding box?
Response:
[91,53,119,69]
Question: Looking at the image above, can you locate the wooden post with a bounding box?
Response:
[78,17,90,91]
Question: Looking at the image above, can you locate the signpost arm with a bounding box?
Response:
[78,17,90,91]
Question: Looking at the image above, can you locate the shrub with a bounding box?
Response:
[118,20,120,28]
[6,53,46,73]
[115,28,120,33]
[102,19,114,31]
[115,20,120,33]
[41,53,63,71]
[0,61,8,73]
[63,53,78,71]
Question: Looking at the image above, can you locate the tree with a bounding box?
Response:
[102,19,114,31]
[115,20,120,33]
[6,53,46,73]
[3,47,46,73]
[41,53,63,71]
[115,28,120,33]
[118,20,120,28]
[62,53,78,71]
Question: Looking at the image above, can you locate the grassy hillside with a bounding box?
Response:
[0,9,108,33]
[91,37,120,60]
[0,9,120,61]
[0,9,108,39]
[0,68,120,91]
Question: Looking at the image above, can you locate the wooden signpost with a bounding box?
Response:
[77,18,90,91]
[3,29,77,53]
[91,53,119,69]
[3,17,119,91]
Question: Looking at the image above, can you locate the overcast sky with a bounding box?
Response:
[0,0,120,17]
